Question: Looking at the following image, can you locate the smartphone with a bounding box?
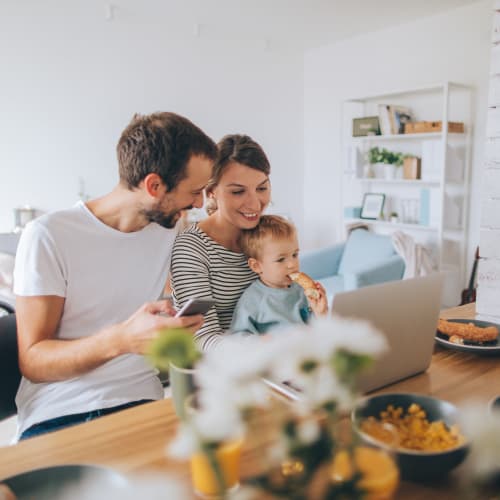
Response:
[175,297,216,318]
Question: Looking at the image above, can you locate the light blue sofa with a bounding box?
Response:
[299,229,405,300]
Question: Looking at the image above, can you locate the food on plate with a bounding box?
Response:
[360,403,464,452]
[289,272,319,300]
[437,318,499,344]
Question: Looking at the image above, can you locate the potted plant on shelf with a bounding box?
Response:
[367,147,404,179]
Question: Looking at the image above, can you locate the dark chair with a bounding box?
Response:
[0,231,20,315]
[0,314,21,420]
[0,300,15,316]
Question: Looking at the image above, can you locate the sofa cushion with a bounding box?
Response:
[338,230,396,276]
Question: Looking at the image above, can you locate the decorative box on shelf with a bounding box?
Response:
[403,157,421,180]
[404,121,464,134]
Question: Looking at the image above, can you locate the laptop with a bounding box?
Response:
[264,273,443,399]
[332,273,443,393]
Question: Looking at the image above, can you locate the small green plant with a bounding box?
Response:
[367,147,404,166]
[148,327,201,370]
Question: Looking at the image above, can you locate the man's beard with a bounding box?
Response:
[142,204,194,229]
[142,208,179,229]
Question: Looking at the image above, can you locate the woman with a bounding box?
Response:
[170,134,271,350]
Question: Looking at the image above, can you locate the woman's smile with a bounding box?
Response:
[239,211,260,222]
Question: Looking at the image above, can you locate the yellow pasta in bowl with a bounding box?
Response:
[352,393,469,481]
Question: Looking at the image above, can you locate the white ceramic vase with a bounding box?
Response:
[384,164,397,179]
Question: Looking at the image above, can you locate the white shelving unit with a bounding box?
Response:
[341,82,473,305]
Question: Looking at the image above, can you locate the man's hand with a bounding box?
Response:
[116,299,204,355]
[16,296,205,383]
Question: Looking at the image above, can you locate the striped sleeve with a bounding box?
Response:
[170,225,257,351]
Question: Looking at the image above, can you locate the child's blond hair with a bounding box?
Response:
[238,215,296,259]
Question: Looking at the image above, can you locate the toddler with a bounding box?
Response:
[230,215,327,335]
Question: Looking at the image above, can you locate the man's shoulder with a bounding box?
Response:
[32,203,85,227]
[21,205,83,240]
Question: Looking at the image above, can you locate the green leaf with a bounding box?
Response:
[331,351,373,383]
[147,327,201,370]
[300,359,318,373]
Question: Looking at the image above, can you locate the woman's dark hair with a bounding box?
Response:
[206,134,271,214]
[117,112,217,190]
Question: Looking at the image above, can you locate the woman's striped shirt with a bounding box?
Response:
[170,224,257,351]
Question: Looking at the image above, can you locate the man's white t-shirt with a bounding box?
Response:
[13,201,177,436]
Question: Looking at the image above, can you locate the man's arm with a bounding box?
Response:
[16,295,203,383]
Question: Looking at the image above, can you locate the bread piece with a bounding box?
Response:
[437,318,499,344]
[289,272,319,300]
[449,335,464,345]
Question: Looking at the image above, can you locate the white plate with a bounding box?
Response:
[490,395,500,413]
[3,465,127,500]
[436,318,500,354]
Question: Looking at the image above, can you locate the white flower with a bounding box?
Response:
[167,423,198,459]
[296,417,320,444]
[306,366,355,410]
[196,335,278,384]
[191,402,244,443]
[170,314,387,467]
[459,404,500,480]
[263,317,386,413]
[308,315,388,358]
[267,438,288,465]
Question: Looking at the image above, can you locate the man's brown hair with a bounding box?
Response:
[239,215,296,260]
[117,112,217,190]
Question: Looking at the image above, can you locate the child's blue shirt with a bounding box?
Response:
[230,280,311,335]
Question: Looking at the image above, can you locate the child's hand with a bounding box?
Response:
[307,282,328,315]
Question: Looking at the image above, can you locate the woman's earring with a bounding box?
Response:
[205,194,218,215]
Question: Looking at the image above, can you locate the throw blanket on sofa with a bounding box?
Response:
[391,231,435,279]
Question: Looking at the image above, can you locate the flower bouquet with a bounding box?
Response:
[149,316,398,499]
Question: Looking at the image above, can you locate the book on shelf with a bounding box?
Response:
[391,106,412,134]
[419,188,440,227]
[378,105,392,135]
[377,105,413,135]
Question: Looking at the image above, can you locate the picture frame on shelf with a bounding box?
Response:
[360,193,385,220]
[352,116,380,137]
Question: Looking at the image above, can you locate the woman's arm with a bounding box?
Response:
[170,231,226,351]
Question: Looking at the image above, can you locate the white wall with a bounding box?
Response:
[303,0,491,267]
[0,1,304,233]
[477,1,500,317]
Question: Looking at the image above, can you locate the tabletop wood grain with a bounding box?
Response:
[1,302,497,499]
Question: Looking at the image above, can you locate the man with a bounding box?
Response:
[13,112,217,439]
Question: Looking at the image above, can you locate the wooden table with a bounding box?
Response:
[1,303,498,498]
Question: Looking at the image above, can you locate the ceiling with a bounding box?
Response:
[112,0,483,50]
